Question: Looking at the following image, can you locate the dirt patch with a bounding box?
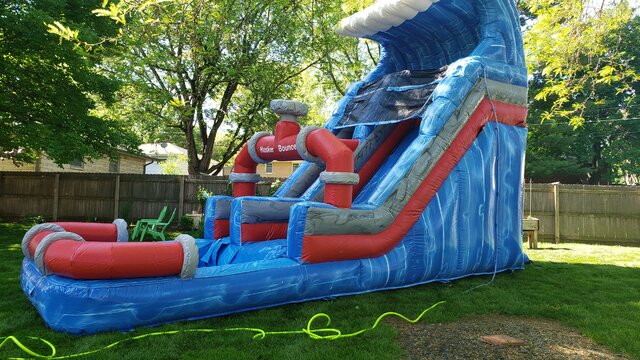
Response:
[391,315,628,360]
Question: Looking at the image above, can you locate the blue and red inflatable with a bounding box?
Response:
[21,0,528,334]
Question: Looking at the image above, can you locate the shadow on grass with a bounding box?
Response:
[402,261,640,359]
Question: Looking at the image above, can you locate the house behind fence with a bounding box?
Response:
[0,151,150,174]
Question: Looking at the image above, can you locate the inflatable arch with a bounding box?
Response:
[21,0,528,334]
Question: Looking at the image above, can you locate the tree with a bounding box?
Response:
[523,3,640,184]
[159,154,188,175]
[52,0,362,175]
[286,0,379,126]
[0,0,139,166]
[522,0,638,126]
[93,84,187,146]
[311,0,379,97]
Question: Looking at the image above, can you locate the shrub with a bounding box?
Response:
[269,178,282,196]
[23,215,46,225]
[179,215,193,231]
[197,186,213,211]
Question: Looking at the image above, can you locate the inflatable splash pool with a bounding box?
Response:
[21,0,528,334]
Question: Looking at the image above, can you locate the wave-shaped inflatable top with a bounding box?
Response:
[336,0,436,37]
[319,0,526,133]
[336,0,524,66]
[21,0,528,334]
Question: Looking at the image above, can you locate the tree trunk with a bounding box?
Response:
[187,80,239,175]
[184,112,200,175]
[590,141,610,185]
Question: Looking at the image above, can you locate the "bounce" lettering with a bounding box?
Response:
[277,144,296,152]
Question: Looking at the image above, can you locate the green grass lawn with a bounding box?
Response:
[1,222,639,359]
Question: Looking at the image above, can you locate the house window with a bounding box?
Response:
[68,159,84,169]
[292,163,300,172]
[265,162,273,174]
[109,159,119,173]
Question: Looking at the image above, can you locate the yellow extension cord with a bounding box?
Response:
[0,301,445,359]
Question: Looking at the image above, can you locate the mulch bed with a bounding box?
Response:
[390,315,629,360]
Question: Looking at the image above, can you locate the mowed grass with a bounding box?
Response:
[1,222,639,359]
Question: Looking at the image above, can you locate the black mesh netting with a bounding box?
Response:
[335,67,447,128]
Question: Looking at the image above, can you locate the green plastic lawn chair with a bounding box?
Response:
[137,208,176,241]
[131,206,167,241]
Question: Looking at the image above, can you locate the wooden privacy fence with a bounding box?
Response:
[1,173,639,246]
[523,183,640,246]
[0,172,275,223]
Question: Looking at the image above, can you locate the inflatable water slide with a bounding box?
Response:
[21,0,528,334]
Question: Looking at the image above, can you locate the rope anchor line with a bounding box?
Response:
[0,301,445,359]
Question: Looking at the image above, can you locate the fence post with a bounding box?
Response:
[52,173,60,221]
[114,175,120,219]
[553,183,560,244]
[178,176,185,220]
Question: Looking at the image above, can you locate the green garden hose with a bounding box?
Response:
[1,301,445,359]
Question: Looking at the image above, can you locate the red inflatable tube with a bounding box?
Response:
[44,240,184,280]
[306,128,356,208]
[254,121,301,161]
[233,181,257,198]
[27,222,119,257]
[52,222,118,242]
[234,145,258,175]
[28,231,55,258]
[232,145,258,197]
[301,100,528,263]
[232,118,359,199]
[306,128,355,173]
[274,120,300,144]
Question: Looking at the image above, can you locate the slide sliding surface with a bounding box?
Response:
[293,83,527,263]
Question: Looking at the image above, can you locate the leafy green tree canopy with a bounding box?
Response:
[523,0,638,126]
[522,0,640,184]
[50,0,364,175]
[0,0,139,165]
